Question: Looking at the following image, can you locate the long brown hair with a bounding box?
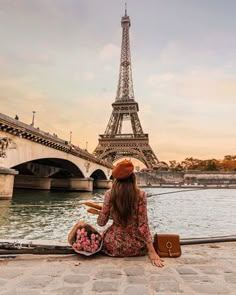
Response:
[110,173,138,226]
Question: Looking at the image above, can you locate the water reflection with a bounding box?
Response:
[0,188,235,241]
[0,199,11,225]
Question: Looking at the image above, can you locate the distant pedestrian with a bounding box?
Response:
[15,115,19,120]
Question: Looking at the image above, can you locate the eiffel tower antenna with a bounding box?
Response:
[94,9,159,168]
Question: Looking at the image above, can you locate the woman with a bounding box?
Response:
[97,159,164,267]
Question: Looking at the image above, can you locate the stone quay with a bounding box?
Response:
[0,241,235,294]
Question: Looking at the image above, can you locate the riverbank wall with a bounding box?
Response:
[137,171,236,188]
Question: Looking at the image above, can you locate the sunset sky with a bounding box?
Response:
[0,0,235,164]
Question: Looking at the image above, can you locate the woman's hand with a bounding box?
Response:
[149,252,165,267]
[146,241,165,267]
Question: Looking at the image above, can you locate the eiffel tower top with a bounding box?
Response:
[116,5,135,101]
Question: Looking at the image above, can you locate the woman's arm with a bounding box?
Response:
[146,241,164,267]
[138,191,164,267]
[97,190,111,226]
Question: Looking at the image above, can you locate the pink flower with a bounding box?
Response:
[72,225,102,253]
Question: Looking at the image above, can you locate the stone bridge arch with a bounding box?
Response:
[12,158,85,178]
[90,169,107,180]
[90,169,111,189]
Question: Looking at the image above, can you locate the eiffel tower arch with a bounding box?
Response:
[94,8,159,168]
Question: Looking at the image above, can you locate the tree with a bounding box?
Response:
[169,160,183,171]
[205,160,219,171]
[181,158,202,170]
[224,155,236,161]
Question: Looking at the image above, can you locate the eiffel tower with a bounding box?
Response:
[94,8,159,168]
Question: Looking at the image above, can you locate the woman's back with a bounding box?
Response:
[97,188,152,256]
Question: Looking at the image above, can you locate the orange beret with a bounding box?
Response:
[112,160,134,180]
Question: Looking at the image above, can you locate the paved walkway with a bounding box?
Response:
[0,242,236,295]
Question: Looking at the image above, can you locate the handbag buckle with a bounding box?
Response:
[166,241,172,257]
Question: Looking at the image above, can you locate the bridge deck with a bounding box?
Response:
[0,113,112,168]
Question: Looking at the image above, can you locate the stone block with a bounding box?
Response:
[95,269,122,279]
[32,266,65,276]
[190,283,230,294]
[0,268,24,279]
[176,266,198,275]
[124,267,145,276]
[63,275,90,284]
[181,275,214,283]
[224,273,236,284]
[123,286,150,295]
[197,265,220,274]
[92,281,119,292]
[50,287,83,295]
[150,275,177,282]
[2,291,40,295]
[16,276,52,289]
[70,265,92,274]
[123,256,148,262]
[180,256,210,264]
[222,267,235,274]
[151,281,180,293]
[0,279,7,285]
[127,276,148,284]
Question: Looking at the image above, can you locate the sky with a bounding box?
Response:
[0,0,235,165]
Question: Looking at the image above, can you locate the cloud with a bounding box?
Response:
[0,74,114,152]
[159,41,181,66]
[74,71,95,81]
[180,73,236,102]
[83,71,95,81]
[147,68,236,103]
[0,0,68,19]
[16,52,51,66]
[147,72,176,85]
[99,43,120,62]
[104,64,113,72]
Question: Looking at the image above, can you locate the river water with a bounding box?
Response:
[0,188,235,241]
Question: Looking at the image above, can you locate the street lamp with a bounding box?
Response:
[31,111,36,126]
[69,131,72,144]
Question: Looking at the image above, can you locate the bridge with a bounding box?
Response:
[0,113,113,199]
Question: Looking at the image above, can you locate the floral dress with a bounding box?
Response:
[97,189,152,257]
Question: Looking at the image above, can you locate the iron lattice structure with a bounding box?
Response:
[94,9,159,168]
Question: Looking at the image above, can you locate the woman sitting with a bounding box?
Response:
[97,160,164,267]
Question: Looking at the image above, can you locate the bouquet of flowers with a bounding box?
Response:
[68,221,103,256]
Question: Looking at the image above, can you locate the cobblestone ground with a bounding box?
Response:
[0,242,235,295]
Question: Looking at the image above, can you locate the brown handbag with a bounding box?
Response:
[153,234,181,258]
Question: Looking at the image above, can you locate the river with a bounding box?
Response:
[0,188,235,241]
